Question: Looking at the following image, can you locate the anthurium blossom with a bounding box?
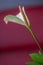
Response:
[4,6,30,27]
[4,6,42,53]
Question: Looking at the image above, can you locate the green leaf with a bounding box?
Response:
[29,53,43,63]
[27,62,40,65]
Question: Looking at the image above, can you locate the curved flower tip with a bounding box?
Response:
[4,16,8,24]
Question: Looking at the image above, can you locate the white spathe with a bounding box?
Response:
[4,7,30,26]
[4,12,26,26]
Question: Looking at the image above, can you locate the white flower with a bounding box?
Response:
[4,6,30,27]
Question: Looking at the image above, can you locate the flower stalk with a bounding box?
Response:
[19,5,43,53]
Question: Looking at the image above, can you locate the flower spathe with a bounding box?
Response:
[4,6,30,27]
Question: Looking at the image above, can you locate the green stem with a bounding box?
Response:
[27,25,42,53]
[19,6,42,53]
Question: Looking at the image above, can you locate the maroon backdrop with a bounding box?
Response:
[0,6,43,65]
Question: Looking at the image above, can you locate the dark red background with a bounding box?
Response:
[0,6,43,65]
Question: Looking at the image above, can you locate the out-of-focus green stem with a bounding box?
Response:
[27,25,42,53]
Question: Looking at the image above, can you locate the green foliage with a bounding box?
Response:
[27,53,43,65]
[27,62,40,65]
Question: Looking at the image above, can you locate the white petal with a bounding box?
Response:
[16,12,24,22]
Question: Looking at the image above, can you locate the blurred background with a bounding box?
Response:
[0,0,43,11]
[0,0,43,65]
